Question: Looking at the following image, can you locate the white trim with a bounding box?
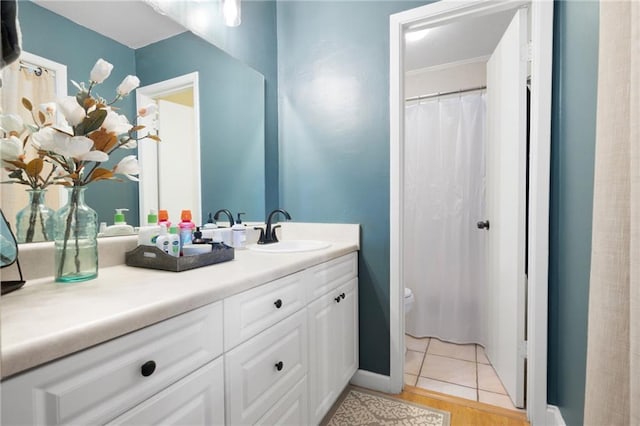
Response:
[19,51,68,206]
[136,72,201,225]
[405,55,490,76]
[389,1,553,424]
[546,405,567,426]
[350,369,391,392]
[527,2,554,424]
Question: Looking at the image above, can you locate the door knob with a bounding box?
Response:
[477,220,490,230]
[274,299,283,309]
[275,361,284,371]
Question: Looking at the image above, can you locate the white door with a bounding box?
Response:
[137,93,159,223]
[157,100,199,224]
[485,7,528,408]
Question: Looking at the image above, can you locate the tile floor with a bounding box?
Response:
[404,334,523,412]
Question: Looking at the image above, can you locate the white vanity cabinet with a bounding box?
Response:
[0,302,224,425]
[307,255,359,425]
[1,251,358,426]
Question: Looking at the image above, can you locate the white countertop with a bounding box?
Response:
[1,223,359,379]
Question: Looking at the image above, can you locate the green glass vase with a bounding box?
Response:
[15,189,55,243]
[54,187,98,283]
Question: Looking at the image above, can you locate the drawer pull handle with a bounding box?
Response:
[335,296,341,303]
[274,299,283,309]
[275,361,284,371]
[340,293,346,300]
[141,360,156,377]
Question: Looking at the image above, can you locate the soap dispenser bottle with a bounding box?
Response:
[231,212,247,249]
[104,209,135,236]
[138,209,161,246]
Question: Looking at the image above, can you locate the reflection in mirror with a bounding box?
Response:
[7,0,266,242]
[1,209,26,295]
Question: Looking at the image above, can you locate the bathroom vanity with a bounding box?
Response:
[0,224,359,425]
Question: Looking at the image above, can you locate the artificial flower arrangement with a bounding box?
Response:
[0,58,159,280]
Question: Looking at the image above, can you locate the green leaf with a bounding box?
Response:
[75,109,107,135]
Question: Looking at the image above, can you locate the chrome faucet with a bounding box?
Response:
[213,209,234,227]
[256,209,291,244]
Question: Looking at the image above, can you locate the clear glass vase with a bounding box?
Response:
[15,189,55,243]
[54,187,98,283]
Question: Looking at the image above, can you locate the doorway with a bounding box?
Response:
[136,73,201,226]
[388,1,553,424]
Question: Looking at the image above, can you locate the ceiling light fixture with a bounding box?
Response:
[221,0,241,27]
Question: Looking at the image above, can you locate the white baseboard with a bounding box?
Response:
[350,369,393,393]
[545,405,566,426]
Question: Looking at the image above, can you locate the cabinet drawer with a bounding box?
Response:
[256,376,308,426]
[308,252,357,301]
[224,270,308,350]
[225,309,308,425]
[1,302,223,426]
[107,357,224,426]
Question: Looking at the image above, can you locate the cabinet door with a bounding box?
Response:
[106,357,224,426]
[336,278,359,389]
[225,309,308,425]
[308,291,340,425]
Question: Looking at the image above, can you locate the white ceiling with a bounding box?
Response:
[32,0,187,49]
[404,9,517,72]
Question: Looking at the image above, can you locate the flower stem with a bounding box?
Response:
[57,187,79,277]
[25,191,40,243]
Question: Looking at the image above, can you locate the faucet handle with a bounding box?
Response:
[271,225,281,242]
[254,226,266,244]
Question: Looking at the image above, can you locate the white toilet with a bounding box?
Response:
[404,287,414,316]
[404,288,415,354]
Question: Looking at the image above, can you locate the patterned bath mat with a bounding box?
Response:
[322,386,451,426]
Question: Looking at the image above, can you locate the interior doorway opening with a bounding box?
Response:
[389,1,554,424]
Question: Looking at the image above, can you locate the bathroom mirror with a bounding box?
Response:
[4,0,265,239]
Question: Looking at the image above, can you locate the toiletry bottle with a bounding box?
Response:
[103,209,135,236]
[155,223,170,254]
[168,226,180,257]
[138,209,161,246]
[202,213,218,240]
[178,210,196,248]
[158,209,171,229]
[192,227,207,244]
[231,212,247,249]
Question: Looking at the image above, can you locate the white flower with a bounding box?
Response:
[120,139,137,150]
[102,109,132,135]
[0,135,23,161]
[32,128,108,162]
[57,96,86,126]
[39,102,57,116]
[117,75,140,97]
[138,103,157,117]
[114,155,140,181]
[90,58,114,84]
[0,114,24,135]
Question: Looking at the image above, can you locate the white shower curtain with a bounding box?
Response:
[404,93,487,346]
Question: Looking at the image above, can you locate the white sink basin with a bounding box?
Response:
[248,240,331,253]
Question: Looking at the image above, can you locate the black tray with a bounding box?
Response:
[125,244,234,272]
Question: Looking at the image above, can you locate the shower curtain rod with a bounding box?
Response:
[405,85,486,102]
[18,60,54,77]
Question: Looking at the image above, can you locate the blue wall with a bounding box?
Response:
[277,0,429,375]
[548,1,599,425]
[135,32,265,222]
[18,1,138,225]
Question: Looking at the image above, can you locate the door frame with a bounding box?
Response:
[388,1,553,423]
[136,72,201,225]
